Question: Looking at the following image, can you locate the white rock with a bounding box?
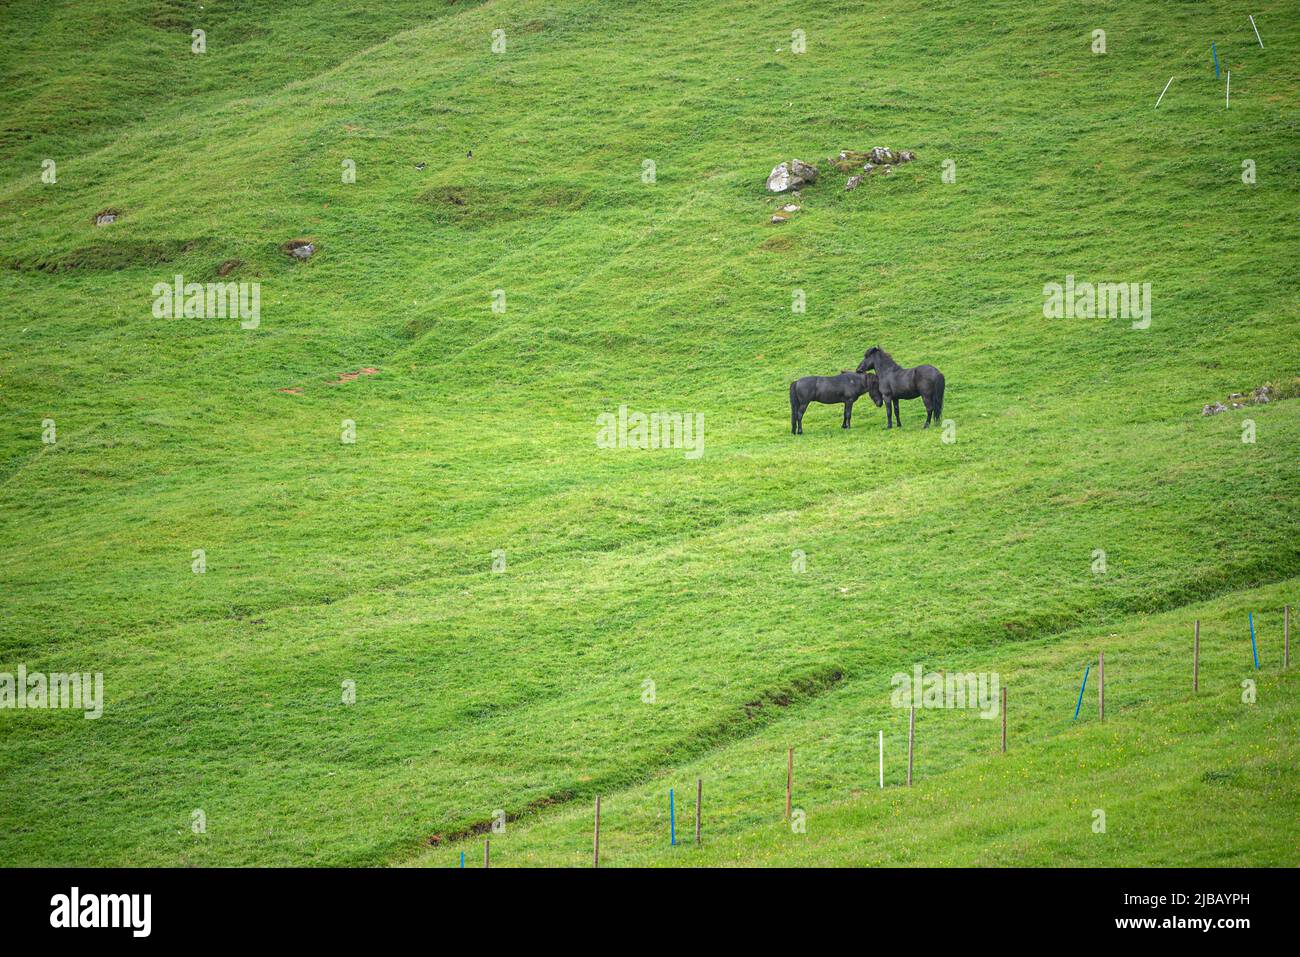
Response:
[767,163,794,193]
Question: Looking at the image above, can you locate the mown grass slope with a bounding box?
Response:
[421,580,1296,866]
[0,0,1296,866]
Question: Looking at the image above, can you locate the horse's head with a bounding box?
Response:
[863,372,883,406]
[856,345,881,374]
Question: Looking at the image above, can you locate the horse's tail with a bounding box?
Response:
[934,373,945,421]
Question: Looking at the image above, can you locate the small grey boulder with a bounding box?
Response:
[767,159,819,193]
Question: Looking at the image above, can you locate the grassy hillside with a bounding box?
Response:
[0,0,1296,866]
[417,580,1296,867]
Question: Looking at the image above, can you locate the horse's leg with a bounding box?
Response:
[884,394,893,428]
[922,390,934,428]
[893,398,901,428]
[843,399,854,428]
[797,401,808,434]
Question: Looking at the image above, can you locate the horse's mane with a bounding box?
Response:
[873,348,899,369]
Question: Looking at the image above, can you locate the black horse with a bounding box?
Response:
[789,371,881,434]
[855,346,945,428]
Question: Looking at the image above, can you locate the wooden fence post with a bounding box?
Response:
[484,839,490,868]
[785,747,793,819]
[695,778,702,845]
[1001,685,1007,753]
[907,706,915,786]
[593,795,600,868]
[1098,651,1105,720]
[1194,620,1200,693]
[1285,605,1290,669]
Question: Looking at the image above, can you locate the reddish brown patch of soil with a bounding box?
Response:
[333,367,379,383]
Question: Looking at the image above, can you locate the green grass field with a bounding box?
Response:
[0,0,1296,867]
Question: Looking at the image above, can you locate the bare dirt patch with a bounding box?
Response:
[333,367,379,384]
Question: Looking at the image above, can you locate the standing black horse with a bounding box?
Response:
[855,346,945,428]
[789,371,881,434]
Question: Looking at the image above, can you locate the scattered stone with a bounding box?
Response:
[766,159,818,193]
[830,147,919,175]
[92,208,121,226]
[1200,381,1296,416]
[415,162,426,170]
[773,148,917,202]
[862,147,917,167]
[831,150,873,172]
[791,159,818,182]
[281,238,316,260]
[766,164,794,193]
[769,201,803,224]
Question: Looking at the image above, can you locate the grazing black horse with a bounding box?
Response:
[855,346,945,429]
[789,371,881,434]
